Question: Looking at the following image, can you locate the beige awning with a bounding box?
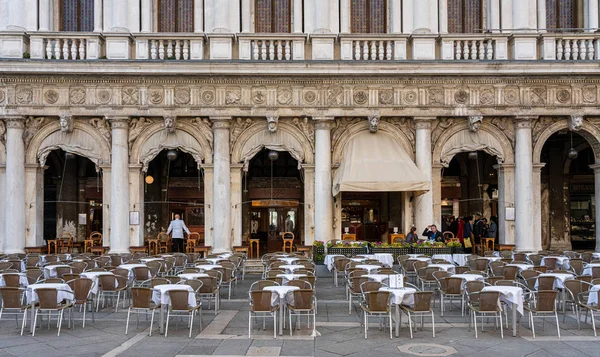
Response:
[332,131,430,196]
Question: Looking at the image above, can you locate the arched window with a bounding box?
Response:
[350,0,386,33]
[447,0,481,33]
[255,0,291,33]
[158,0,194,32]
[546,0,579,31]
[60,0,94,32]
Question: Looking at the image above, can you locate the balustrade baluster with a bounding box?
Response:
[377,41,383,60]
[183,40,189,60]
[363,41,369,60]
[167,40,174,59]
[386,41,392,60]
[455,41,462,59]
[150,40,157,59]
[269,41,275,60]
[70,40,78,60]
[275,40,281,60]
[556,39,564,60]
[54,39,61,59]
[78,39,85,59]
[159,40,165,60]
[478,41,484,60]
[62,39,69,59]
[463,41,470,59]
[252,41,259,60]
[579,40,586,60]
[564,40,572,60]
[370,41,376,60]
[470,41,477,59]
[261,41,267,60]
[45,39,52,59]
[175,40,181,60]
[589,40,596,60]
[285,40,291,60]
[354,41,361,60]
[487,41,494,60]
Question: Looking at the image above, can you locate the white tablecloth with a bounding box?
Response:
[412,257,432,262]
[80,271,115,294]
[428,264,456,272]
[280,265,304,273]
[178,273,209,280]
[541,256,571,269]
[358,254,394,267]
[432,254,454,264]
[350,258,366,262]
[140,258,163,263]
[452,254,471,266]
[380,287,416,306]
[152,284,196,307]
[0,273,28,287]
[26,283,73,304]
[365,274,403,288]
[277,257,300,264]
[506,263,534,272]
[481,257,502,262]
[196,264,222,271]
[356,264,382,273]
[537,273,575,289]
[482,286,524,315]
[452,274,485,282]
[276,274,307,284]
[593,253,600,260]
[324,255,344,271]
[583,263,600,276]
[587,285,600,305]
[264,285,299,306]
[42,265,71,278]
[407,254,425,258]
[0,260,27,271]
[206,258,227,264]
[40,254,72,264]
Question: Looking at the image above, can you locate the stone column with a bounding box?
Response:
[590,164,600,252]
[25,165,44,248]
[212,118,231,253]
[390,0,402,33]
[129,164,144,247]
[0,164,5,253]
[514,116,535,251]
[241,0,251,32]
[495,163,515,245]
[314,118,334,242]
[340,0,350,33]
[108,117,130,254]
[140,0,152,32]
[4,117,26,253]
[432,164,443,227]
[588,0,599,31]
[414,117,434,232]
[39,0,52,31]
[314,0,331,32]
[536,0,546,31]
[202,165,214,248]
[194,0,204,33]
[292,0,303,33]
[230,164,243,247]
[94,0,103,32]
[100,165,111,247]
[532,163,545,251]
[438,0,448,33]
[303,165,315,245]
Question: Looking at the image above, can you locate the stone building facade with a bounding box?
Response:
[1,0,600,253]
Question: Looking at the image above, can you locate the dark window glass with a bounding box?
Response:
[60,0,94,32]
[546,0,577,30]
[447,0,481,33]
[255,0,291,33]
[351,0,386,33]
[159,0,194,32]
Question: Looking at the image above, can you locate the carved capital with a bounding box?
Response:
[106,116,130,129]
[314,117,334,131]
[589,163,600,173]
[414,117,435,130]
[514,116,536,129]
[212,117,232,130]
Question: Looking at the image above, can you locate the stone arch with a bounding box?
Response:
[433,122,514,166]
[231,121,314,167]
[26,121,111,166]
[332,121,415,165]
[533,119,600,164]
[563,141,594,174]
[130,121,213,172]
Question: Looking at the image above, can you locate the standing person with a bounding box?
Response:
[456,217,465,242]
[405,227,418,243]
[449,216,459,237]
[285,214,294,233]
[166,214,190,253]
[422,225,443,242]
[488,216,498,242]
[463,216,473,253]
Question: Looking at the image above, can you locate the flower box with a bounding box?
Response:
[313,246,325,264]
[412,247,453,256]
[326,247,369,257]
[371,247,410,260]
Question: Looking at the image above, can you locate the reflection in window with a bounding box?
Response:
[546,0,578,31]
[60,0,94,32]
[351,0,386,33]
[159,0,194,32]
[447,0,481,33]
[255,0,291,33]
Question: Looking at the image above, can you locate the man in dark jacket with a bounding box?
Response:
[422,225,443,242]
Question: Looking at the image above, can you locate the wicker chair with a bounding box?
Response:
[32,287,74,336]
[439,277,464,316]
[360,291,392,339]
[197,276,220,315]
[287,280,312,290]
[400,291,435,339]
[467,290,503,338]
[0,287,30,335]
[348,276,369,315]
[125,287,160,336]
[248,290,279,338]
[165,289,202,338]
[66,278,95,327]
[97,275,128,312]
[577,290,600,336]
[563,279,592,328]
[286,289,316,336]
[525,290,560,338]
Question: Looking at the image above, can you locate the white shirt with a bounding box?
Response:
[166,219,190,239]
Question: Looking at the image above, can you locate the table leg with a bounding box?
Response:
[279,301,284,336]
[159,304,165,334]
[29,303,35,334]
[512,305,517,337]
[395,304,400,337]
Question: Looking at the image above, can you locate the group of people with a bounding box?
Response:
[404,214,498,252]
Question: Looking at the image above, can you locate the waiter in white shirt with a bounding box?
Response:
[166,214,190,253]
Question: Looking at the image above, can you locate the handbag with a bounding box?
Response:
[464,237,472,248]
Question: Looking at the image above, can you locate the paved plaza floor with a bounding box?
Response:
[1,268,600,357]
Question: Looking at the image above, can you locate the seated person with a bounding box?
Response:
[405,227,418,243]
[422,225,443,242]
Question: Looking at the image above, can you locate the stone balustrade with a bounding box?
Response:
[29,33,103,60]
[5,32,600,61]
[135,34,204,60]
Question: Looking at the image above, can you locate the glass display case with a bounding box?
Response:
[570,194,596,250]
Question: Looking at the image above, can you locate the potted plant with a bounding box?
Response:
[313,240,325,264]
[446,240,463,254]
[327,240,369,257]
[370,241,411,260]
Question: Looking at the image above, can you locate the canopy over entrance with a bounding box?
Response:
[332,131,430,196]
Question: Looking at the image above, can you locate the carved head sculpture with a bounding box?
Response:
[164,116,175,134]
[59,114,73,133]
[267,116,278,133]
[468,115,483,132]
[569,115,583,131]
[368,115,379,133]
